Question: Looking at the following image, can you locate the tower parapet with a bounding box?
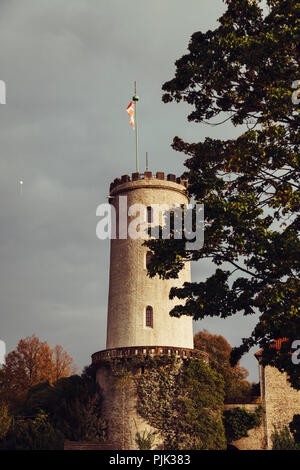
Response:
[92,345,209,365]
[109,171,188,193]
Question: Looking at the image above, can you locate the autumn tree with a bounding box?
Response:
[51,344,77,383]
[194,330,254,403]
[146,0,299,388]
[0,403,12,442]
[0,335,77,408]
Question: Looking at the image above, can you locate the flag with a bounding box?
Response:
[126,101,134,129]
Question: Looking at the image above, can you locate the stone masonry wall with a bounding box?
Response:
[261,364,300,449]
[96,363,163,450]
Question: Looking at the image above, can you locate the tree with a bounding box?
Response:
[20,366,107,442]
[146,0,299,388]
[0,335,77,408]
[0,403,12,441]
[5,411,64,450]
[51,344,77,383]
[179,358,227,450]
[49,374,106,441]
[194,330,254,403]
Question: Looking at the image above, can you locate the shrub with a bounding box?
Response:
[272,426,300,450]
[223,406,263,443]
[5,411,64,450]
[135,429,156,450]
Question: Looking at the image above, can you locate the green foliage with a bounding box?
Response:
[100,354,177,388]
[136,358,226,450]
[194,330,254,403]
[272,426,300,450]
[5,411,64,450]
[20,381,53,415]
[223,406,263,443]
[50,377,106,441]
[17,367,107,443]
[135,429,156,450]
[0,403,12,441]
[146,0,300,389]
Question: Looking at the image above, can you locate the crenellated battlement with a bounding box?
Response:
[92,345,209,365]
[109,171,188,193]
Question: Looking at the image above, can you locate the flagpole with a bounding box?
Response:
[133,81,139,173]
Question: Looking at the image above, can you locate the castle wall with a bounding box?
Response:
[260,364,300,449]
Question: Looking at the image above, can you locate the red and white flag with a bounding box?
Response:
[126,101,135,129]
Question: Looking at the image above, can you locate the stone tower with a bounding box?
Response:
[92,171,207,450]
[106,171,193,350]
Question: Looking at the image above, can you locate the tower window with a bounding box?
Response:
[146,306,153,328]
[146,251,152,269]
[147,206,153,223]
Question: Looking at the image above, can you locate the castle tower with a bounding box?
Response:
[106,172,193,350]
[92,172,207,450]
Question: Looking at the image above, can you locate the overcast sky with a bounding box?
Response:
[0,0,260,381]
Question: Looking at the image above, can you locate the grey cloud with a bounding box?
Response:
[0,0,259,381]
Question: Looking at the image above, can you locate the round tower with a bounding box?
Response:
[92,171,207,450]
[106,171,193,350]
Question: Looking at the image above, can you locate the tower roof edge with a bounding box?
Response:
[109,172,188,194]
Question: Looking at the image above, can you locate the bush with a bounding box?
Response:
[272,426,300,450]
[135,429,156,450]
[5,411,64,450]
[223,406,263,443]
